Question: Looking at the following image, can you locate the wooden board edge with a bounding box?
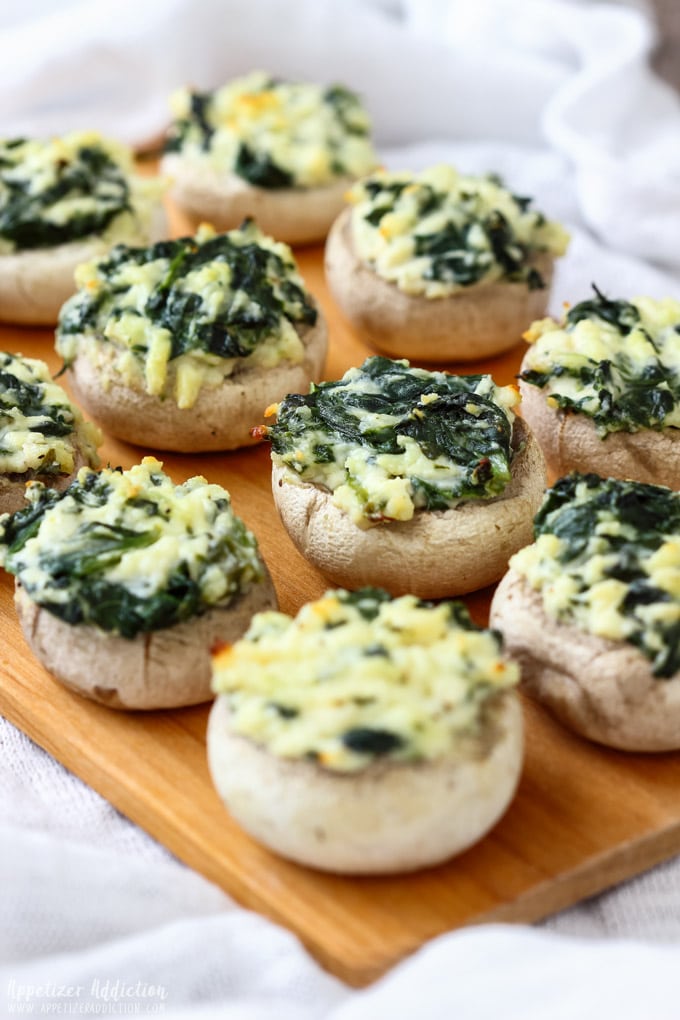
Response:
[4,676,680,988]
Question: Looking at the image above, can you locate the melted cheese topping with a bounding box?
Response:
[56,223,311,409]
[0,458,264,639]
[0,352,100,475]
[168,71,377,188]
[511,475,680,673]
[212,589,518,772]
[268,359,519,526]
[522,295,680,432]
[349,164,569,297]
[0,132,163,255]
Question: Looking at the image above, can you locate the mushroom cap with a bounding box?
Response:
[490,568,680,752]
[324,208,554,362]
[207,689,523,874]
[14,570,277,711]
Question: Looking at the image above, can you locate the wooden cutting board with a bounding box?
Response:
[3,223,680,988]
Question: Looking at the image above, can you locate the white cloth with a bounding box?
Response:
[3,1,680,1016]
[2,0,680,266]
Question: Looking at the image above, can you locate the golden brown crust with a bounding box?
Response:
[65,317,328,453]
[207,690,523,874]
[324,209,554,362]
[162,153,351,245]
[519,373,680,487]
[490,569,680,751]
[14,569,277,711]
[271,417,547,598]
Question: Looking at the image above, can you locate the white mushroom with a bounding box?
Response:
[325,208,556,362]
[208,690,522,874]
[490,569,680,752]
[15,575,276,711]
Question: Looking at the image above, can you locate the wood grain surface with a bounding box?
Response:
[3,213,680,987]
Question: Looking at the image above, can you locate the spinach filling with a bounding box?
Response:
[164,91,215,153]
[0,361,75,445]
[0,466,263,639]
[0,141,130,250]
[519,286,680,434]
[164,78,371,189]
[414,206,544,289]
[0,352,99,477]
[214,585,514,770]
[267,356,516,520]
[58,226,317,362]
[533,473,680,677]
[353,171,554,290]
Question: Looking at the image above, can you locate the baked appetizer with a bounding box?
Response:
[208,587,522,874]
[56,221,327,452]
[161,70,378,244]
[324,164,569,361]
[520,288,680,487]
[0,351,100,515]
[0,132,165,324]
[491,472,680,751]
[257,356,546,597]
[0,457,276,710]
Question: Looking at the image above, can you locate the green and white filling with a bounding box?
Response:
[266,356,519,526]
[165,70,377,189]
[348,164,569,298]
[0,132,161,254]
[57,221,317,409]
[521,288,680,435]
[512,473,680,677]
[0,352,99,476]
[212,587,518,772]
[0,457,264,638]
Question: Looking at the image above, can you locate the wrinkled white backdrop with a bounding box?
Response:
[2,2,680,1016]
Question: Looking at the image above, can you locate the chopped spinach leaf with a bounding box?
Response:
[342,727,404,755]
[565,285,640,334]
[337,587,394,620]
[234,143,294,189]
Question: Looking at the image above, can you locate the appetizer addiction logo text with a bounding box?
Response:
[6,977,167,1014]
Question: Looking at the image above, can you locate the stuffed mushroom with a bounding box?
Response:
[0,351,100,515]
[491,472,680,751]
[324,164,569,361]
[257,356,546,598]
[56,221,328,451]
[208,587,523,874]
[0,457,276,709]
[519,287,680,487]
[161,71,378,245]
[0,132,165,324]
